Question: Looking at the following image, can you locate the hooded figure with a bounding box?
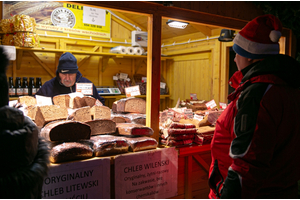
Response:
[36,52,105,105]
[208,14,300,198]
[0,46,50,198]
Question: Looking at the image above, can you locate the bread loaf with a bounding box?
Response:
[18,95,37,107]
[111,116,131,123]
[67,106,91,122]
[91,135,129,156]
[112,97,146,114]
[34,105,68,127]
[90,105,111,120]
[116,123,153,136]
[69,96,96,109]
[53,94,70,108]
[40,120,91,141]
[85,119,116,136]
[49,141,93,163]
[124,136,158,152]
[25,105,38,121]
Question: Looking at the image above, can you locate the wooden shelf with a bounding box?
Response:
[15,47,173,60]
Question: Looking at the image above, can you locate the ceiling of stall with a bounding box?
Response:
[114,11,222,41]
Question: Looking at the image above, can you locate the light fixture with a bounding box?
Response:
[218,29,235,42]
[166,20,189,29]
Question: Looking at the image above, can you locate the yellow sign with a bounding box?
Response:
[3,1,111,38]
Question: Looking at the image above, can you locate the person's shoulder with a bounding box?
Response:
[79,77,92,83]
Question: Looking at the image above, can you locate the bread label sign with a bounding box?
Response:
[125,85,141,97]
[114,148,178,199]
[42,158,110,199]
[76,83,93,95]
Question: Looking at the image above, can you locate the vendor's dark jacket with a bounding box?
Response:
[36,70,105,105]
[208,54,300,198]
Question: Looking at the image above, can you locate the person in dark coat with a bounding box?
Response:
[36,52,105,105]
[0,46,50,198]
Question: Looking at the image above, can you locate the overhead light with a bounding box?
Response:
[166,20,189,29]
[218,29,235,42]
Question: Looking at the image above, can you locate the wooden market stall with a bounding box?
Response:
[1,1,296,199]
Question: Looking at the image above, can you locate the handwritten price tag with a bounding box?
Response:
[76,83,93,95]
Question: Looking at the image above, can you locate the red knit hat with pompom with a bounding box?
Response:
[233,14,282,59]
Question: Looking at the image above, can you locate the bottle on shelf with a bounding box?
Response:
[36,77,42,93]
[15,77,23,97]
[22,77,29,96]
[29,77,36,96]
[8,77,15,97]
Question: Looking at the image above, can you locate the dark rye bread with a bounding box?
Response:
[90,135,129,156]
[49,141,93,163]
[67,106,91,122]
[124,136,158,152]
[53,94,70,108]
[34,105,68,127]
[116,123,153,136]
[112,97,146,114]
[40,120,91,141]
[85,119,116,136]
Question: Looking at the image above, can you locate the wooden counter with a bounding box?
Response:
[173,144,211,199]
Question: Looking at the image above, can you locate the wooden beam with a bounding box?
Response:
[193,154,210,173]
[184,156,193,199]
[73,1,248,30]
[146,13,161,142]
[28,52,56,78]
[111,15,136,32]
[191,24,212,36]
[77,46,100,68]
[16,50,23,70]
[112,10,147,31]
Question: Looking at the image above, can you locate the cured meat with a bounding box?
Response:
[112,97,146,114]
[116,123,153,136]
[90,135,129,156]
[161,133,195,140]
[169,122,196,129]
[85,119,116,136]
[124,136,158,152]
[40,120,91,141]
[168,128,197,135]
[160,138,193,147]
[49,141,93,163]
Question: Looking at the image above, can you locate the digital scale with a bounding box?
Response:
[97,87,121,95]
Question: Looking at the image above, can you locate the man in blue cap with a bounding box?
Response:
[36,52,105,105]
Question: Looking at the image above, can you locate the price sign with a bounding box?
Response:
[76,83,93,95]
[219,102,227,110]
[160,82,166,89]
[190,93,197,100]
[184,109,193,119]
[205,99,217,110]
[125,85,140,97]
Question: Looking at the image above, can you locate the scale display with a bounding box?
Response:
[97,87,121,95]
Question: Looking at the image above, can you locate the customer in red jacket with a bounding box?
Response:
[209,14,300,198]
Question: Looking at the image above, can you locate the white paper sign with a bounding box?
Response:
[206,99,217,110]
[160,82,166,89]
[36,95,53,106]
[83,6,106,26]
[119,73,128,80]
[142,77,147,83]
[219,102,227,110]
[125,85,140,97]
[114,148,178,199]
[42,158,110,199]
[76,83,93,95]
